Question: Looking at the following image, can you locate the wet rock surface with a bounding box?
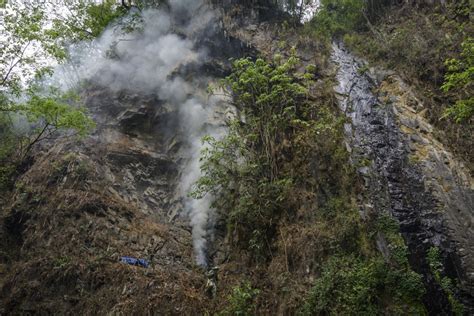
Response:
[333,43,474,313]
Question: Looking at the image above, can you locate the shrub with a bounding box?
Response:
[221,282,260,316]
[427,247,465,315]
[301,255,425,315]
[441,37,474,123]
[310,0,367,37]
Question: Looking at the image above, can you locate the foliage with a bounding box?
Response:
[0,88,94,192]
[47,1,128,45]
[441,37,474,123]
[0,163,16,191]
[300,254,425,315]
[24,90,94,137]
[0,2,103,192]
[310,0,367,37]
[427,247,465,315]
[192,54,325,258]
[220,282,260,316]
[299,212,426,315]
[0,111,19,190]
[373,213,411,266]
[18,89,94,157]
[1,2,129,93]
[1,5,52,94]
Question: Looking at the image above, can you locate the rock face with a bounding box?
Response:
[0,142,209,314]
[332,43,474,313]
[0,1,472,314]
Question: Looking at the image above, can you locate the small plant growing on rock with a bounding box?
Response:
[441,37,474,123]
[427,247,464,316]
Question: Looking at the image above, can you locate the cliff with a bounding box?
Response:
[0,0,472,314]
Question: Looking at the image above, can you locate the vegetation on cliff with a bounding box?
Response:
[309,0,473,165]
[441,37,474,123]
[0,1,128,189]
[193,53,427,313]
[0,0,471,314]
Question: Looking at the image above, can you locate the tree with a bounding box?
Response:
[0,2,106,189]
[1,5,52,95]
[19,89,95,158]
[310,0,367,37]
[192,53,317,257]
[1,1,131,94]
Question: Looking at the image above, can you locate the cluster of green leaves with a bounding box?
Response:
[298,209,426,315]
[427,247,465,315]
[219,281,260,316]
[0,89,94,189]
[309,0,367,37]
[192,53,321,259]
[48,1,128,45]
[373,214,411,266]
[301,254,425,315]
[24,90,95,138]
[441,37,473,123]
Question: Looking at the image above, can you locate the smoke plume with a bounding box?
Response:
[52,0,227,267]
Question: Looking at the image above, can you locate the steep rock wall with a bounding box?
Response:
[333,43,474,313]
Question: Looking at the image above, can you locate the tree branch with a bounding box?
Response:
[22,122,52,158]
[1,41,31,87]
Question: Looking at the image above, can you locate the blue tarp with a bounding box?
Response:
[120,256,149,268]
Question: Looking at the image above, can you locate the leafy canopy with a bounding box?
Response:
[24,90,95,138]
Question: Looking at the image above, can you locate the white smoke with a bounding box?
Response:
[53,9,201,99]
[178,93,230,267]
[50,0,228,267]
